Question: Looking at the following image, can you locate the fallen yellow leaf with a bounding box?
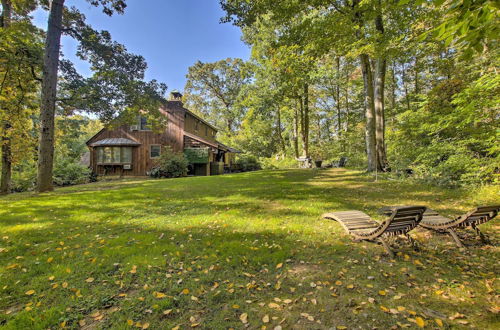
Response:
[153,291,166,299]
[415,317,425,328]
[25,290,35,295]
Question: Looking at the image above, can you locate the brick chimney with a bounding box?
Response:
[170,90,183,102]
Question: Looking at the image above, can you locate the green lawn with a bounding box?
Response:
[0,169,499,329]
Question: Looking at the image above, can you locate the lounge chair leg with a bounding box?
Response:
[378,238,395,258]
[405,234,420,251]
[471,224,490,244]
[447,229,465,248]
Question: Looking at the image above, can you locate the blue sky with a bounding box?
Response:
[33,0,250,92]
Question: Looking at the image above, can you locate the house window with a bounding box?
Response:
[122,147,132,163]
[150,145,161,159]
[96,147,132,164]
[139,116,151,131]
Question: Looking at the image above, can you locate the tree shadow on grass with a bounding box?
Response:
[1,168,498,328]
[1,214,498,329]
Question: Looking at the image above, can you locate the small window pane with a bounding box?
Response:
[112,147,121,163]
[150,145,161,158]
[103,147,112,163]
[97,147,104,163]
[140,116,150,130]
[122,147,132,163]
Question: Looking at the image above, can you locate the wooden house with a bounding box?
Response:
[86,91,240,177]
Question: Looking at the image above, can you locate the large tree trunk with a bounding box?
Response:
[353,0,376,172]
[1,0,11,26]
[414,56,419,94]
[335,57,342,137]
[37,0,65,192]
[373,10,389,171]
[300,83,309,158]
[390,61,396,111]
[1,0,12,195]
[374,58,388,171]
[0,123,11,195]
[344,64,349,133]
[276,106,286,153]
[401,62,411,111]
[360,54,377,172]
[293,103,299,159]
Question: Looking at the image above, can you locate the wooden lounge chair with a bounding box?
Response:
[322,206,426,257]
[420,206,500,247]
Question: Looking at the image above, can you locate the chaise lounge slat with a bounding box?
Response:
[420,205,500,247]
[322,206,426,257]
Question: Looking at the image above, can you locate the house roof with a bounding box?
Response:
[183,108,219,132]
[184,131,219,148]
[89,138,141,147]
[217,141,242,153]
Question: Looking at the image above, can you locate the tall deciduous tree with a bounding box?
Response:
[36,0,166,192]
[184,58,250,136]
[1,0,43,194]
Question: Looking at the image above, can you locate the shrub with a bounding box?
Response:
[149,146,188,178]
[235,154,261,171]
[53,160,91,186]
[11,161,37,192]
[260,157,298,170]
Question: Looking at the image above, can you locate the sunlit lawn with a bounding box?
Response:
[0,169,499,329]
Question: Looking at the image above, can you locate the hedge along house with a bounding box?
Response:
[86,91,241,177]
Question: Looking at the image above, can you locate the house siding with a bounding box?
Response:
[87,102,185,176]
[183,113,217,144]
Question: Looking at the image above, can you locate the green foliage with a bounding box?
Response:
[230,108,280,158]
[10,160,36,192]
[389,76,499,186]
[235,154,261,171]
[0,8,43,168]
[427,0,499,56]
[53,159,91,186]
[57,12,168,124]
[184,58,251,135]
[183,148,209,164]
[9,157,91,191]
[55,116,102,162]
[260,157,298,169]
[149,147,189,178]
